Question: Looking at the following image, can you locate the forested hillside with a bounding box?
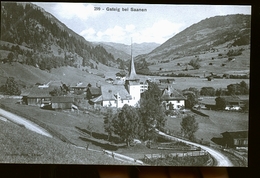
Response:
[0,2,120,70]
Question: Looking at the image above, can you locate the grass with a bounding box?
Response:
[0,99,106,148]
[0,119,124,164]
[165,109,248,143]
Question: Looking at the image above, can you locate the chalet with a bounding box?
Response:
[105,78,114,84]
[115,71,127,81]
[21,87,52,107]
[51,96,74,110]
[70,82,88,93]
[211,131,248,148]
[86,87,101,100]
[161,86,186,110]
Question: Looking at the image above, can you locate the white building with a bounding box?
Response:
[161,86,186,110]
[90,46,141,108]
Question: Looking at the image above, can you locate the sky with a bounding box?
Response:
[33,2,251,45]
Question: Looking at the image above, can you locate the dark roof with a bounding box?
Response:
[220,96,245,103]
[22,87,53,98]
[221,131,248,139]
[52,96,74,103]
[70,82,88,88]
[161,87,186,100]
[87,87,101,95]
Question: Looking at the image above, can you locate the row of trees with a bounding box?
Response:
[200,81,249,96]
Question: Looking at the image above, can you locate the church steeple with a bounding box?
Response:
[127,40,137,80]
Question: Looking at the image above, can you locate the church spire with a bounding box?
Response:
[128,39,137,80]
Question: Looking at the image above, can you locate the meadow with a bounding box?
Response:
[165,109,248,143]
[0,119,124,164]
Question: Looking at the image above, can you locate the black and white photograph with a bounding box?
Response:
[0,2,250,167]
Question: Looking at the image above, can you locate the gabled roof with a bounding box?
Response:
[221,96,241,102]
[161,87,186,100]
[221,131,248,139]
[87,87,101,95]
[70,82,88,88]
[90,95,103,103]
[22,87,53,98]
[101,85,132,101]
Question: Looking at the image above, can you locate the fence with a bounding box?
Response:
[143,150,213,166]
[224,149,248,166]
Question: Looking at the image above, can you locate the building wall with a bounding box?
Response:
[163,100,185,110]
[103,100,117,107]
[129,85,140,106]
[52,103,72,109]
[27,97,51,107]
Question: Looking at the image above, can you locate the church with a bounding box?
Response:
[90,49,143,108]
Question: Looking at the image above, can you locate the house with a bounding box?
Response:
[21,87,53,107]
[140,81,148,93]
[105,78,114,84]
[115,71,127,81]
[211,131,248,148]
[161,86,186,110]
[51,96,74,110]
[70,82,88,93]
[86,87,101,100]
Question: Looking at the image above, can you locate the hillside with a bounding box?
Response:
[135,14,251,77]
[0,2,119,70]
[94,42,160,60]
[0,119,124,164]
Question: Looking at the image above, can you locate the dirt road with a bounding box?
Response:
[158,131,234,166]
[0,108,52,138]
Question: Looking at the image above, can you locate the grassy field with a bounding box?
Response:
[0,119,124,164]
[165,110,248,143]
[0,99,107,149]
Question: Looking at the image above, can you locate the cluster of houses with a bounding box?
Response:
[20,47,248,113]
[21,54,186,111]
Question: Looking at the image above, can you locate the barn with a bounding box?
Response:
[51,96,74,110]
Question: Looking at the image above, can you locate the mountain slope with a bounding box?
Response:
[94,42,160,59]
[137,14,250,62]
[0,2,117,69]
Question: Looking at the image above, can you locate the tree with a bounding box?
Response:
[180,115,198,141]
[215,97,227,110]
[7,52,14,64]
[189,58,201,69]
[200,87,216,96]
[112,105,142,146]
[139,82,166,139]
[49,87,63,96]
[0,77,21,95]
[103,108,116,141]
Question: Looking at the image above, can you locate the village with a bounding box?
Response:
[18,51,249,157]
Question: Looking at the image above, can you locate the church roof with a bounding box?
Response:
[127,56,137,80]
[101,85,132,101]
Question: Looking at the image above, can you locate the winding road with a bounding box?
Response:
[0,108,52,138]
[158,131,233,166]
